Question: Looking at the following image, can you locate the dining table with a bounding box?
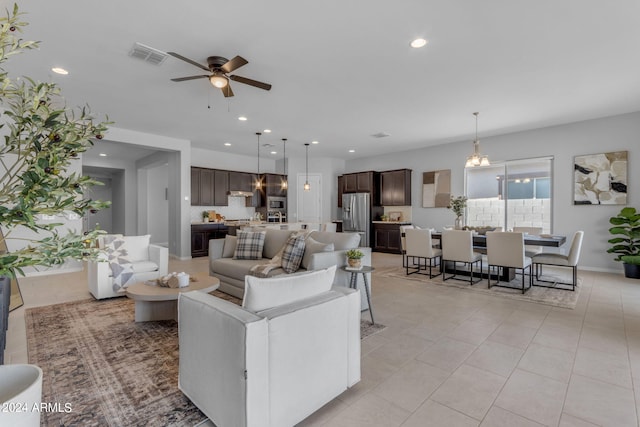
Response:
[429,231,567,281]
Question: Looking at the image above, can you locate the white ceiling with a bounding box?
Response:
[6,0,640,159]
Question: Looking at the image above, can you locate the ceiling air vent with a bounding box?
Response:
[371,132,391,138]
[129,42,168,65]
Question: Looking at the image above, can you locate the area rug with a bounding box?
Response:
[377,266,580,309]
[26,292,384,425]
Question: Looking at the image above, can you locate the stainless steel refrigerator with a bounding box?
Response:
[342,193,371,247]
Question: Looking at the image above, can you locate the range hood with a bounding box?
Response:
[228,190,254,197]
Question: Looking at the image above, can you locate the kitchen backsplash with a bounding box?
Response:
[382,206,412,222]
[190,196,255,222]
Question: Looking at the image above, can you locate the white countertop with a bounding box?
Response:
[372,221,412,225]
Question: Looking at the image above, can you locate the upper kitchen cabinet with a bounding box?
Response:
[213,170,229,206]
[343,171,376,193]
[381,169,412,206]
[229,171,253,193]
[337,175,344,207]
[191,167,201,206]
[344,173,358,193]
[191,167,215,206]
[264,173,287,197]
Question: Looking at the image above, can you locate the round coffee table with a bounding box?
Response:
[125,272,220,322]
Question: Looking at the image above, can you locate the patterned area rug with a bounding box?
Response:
[26,290,384,425]
[378,266,581,309]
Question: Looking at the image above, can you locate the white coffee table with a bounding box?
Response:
[125,272,220,322]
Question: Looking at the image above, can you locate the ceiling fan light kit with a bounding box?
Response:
[465,112,490,168]
[168,52,271,98]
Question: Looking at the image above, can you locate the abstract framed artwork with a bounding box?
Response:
[422,169,451,208]
[574,151,627,205]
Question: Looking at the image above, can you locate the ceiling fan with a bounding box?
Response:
[167,52,272,97]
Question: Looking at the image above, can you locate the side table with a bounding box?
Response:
[341,265,375,324]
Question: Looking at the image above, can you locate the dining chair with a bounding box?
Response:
[531,231,584,291]
[513,226,543,258]
[399,225,415,268]
[486,231,532,294]
[321,222,337,232]
[404,228,442,278]
[441,230,483,285]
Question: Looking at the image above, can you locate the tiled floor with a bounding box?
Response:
[5,253,640,426]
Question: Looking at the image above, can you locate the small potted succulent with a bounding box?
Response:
[607,207,640,279]
[346,249,364,269]
[202,211,210,223]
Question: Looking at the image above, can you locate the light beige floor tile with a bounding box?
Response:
[447,318,499,346]
[558,413,599,427]
[372,360,449,412]
[563,374,637,427]
[402,400,479,427]
[532,324,581,353]
[465,341,524,378]
[573,347,632,389]
[488,323,538,350]
[578,325,628,358]
[430,364,506,420]
[518,343,574,383]
[504,309,547,329]
[494,369,566,426]
[366,333,431,368]
[336,378,377,406]
[361,355,400,385]
[361,334,389,356]
[416,337,477,373]
[480,406,545,427]
[404,317,460,342]
[323,393,410,427]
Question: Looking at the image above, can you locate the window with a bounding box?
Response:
[465,157,553,233]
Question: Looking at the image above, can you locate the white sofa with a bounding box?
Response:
[178,269,361,427]
[87,235,169,300]
[209,229,372,308]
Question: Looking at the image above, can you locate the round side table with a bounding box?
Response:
[341,266,375,324]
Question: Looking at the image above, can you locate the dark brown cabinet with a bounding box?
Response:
[199,168,215,206]
[264,173,287,197]
[191,167,201,206]
[337,175,344,207]
[373,223,402,254]
[357,171,374,192]
[344,173,358,193]
[229,171,253,192]
[191,223,229,257]
[213,170,229,206]
[381,169,412,206]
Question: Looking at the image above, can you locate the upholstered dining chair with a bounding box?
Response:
[404,228,442,278]
[321,222,338,232]
[399,225,415,267]
[441,230,483,285]
[513,226,543,258]
[486,231,532,294]
[531,230,584,291]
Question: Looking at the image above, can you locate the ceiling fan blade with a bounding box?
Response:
[221,84,234,98]
[167,52,210,71]
[229,75,272,91]
[221,56,248,74]
[171,75,210,82]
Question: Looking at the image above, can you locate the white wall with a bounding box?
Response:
[346,111,640,272]
[191,147,277,173]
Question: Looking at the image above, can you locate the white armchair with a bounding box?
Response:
[178,268,361,427]
[87,235,168,300]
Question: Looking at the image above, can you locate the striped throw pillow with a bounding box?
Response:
[233,231,266,260]
[281,234,306,273]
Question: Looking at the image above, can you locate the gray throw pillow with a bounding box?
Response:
[222,235,237,258]
[301,237,335,270]
[233,231,266,260]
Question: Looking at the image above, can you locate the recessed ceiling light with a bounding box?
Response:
[51,67,69,75]
[99,153,107,157]
[348,149,355,153]
[263,129,271,133]
[410,38,428,48]
[238,116,248,121]
[311,140,319,144]
[270,151,277,155]
[224,142,231,146]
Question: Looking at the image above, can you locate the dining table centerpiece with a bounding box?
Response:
[448,195,468,229]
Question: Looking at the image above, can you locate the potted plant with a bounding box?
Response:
[202,211,210,223]
[345,249,364,269]
[448,195,468,229]
[607,207,640,279]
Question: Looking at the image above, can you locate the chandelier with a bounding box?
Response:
[465,112,490,167]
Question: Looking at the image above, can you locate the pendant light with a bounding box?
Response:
[303,143,310,191]
[465,112,490,168]
[255,132,262,189]
[281,138,288,190]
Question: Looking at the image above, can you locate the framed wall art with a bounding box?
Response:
[422,169,451,208]
[574,150,627,205]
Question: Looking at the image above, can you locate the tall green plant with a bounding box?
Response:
[0,4,110,277]
[607,207,640,262]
